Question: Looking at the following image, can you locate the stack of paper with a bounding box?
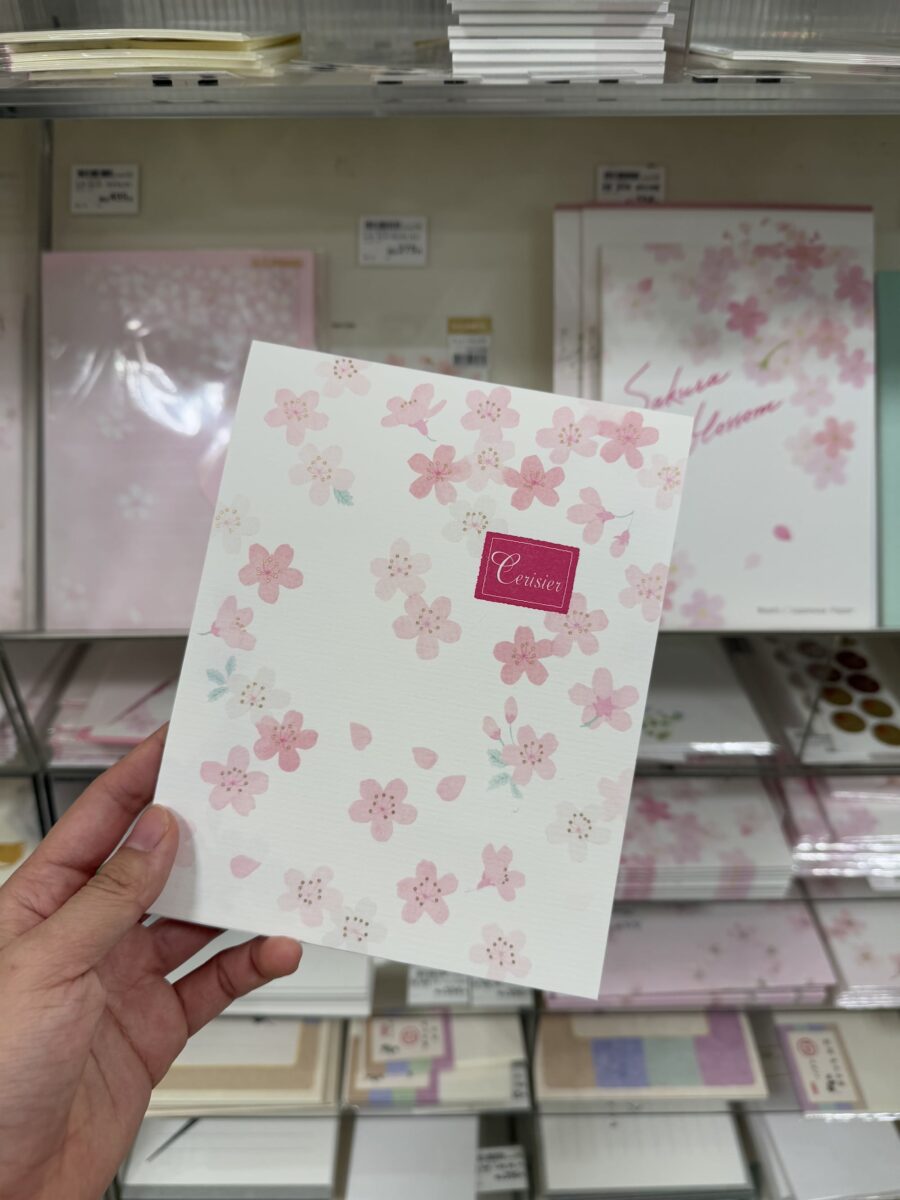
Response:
[0,288,25,629]
[346,1115,478,1200]
[616,776,793,901]
[448,0,673,82]
[343,1014,529,1112]
[535,1011,767,1112]
[748,1113,900,1200]
[121,1115,338,1199]
[148,1017,340,1117]
[540,1113,753,1198]
[785,776,900,879]
[0,778,41,881]
[814,899,900,1007]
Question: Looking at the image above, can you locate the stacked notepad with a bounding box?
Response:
[748,1113,900,1200]
[346,1116,479,1200]
[785,776,900,880]
[448,0,673,82]
[814,899,900,1007]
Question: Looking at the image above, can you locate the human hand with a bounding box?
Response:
[0,726,302,1200]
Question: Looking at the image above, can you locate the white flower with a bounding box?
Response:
[213,494,260,554]
[443,496,506,556]
[467,440,514,492]
[546,802,610,863]
[637,455,684,510]
[116,484,154,521]
[323,898,386,949]
[225,667,290,719]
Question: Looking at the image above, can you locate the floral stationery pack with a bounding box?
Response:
[152,345,692,997]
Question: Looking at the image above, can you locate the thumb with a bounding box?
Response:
[32,805,178,977]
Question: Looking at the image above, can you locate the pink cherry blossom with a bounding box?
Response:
[467,440,514,492]
[504,696,518,724]
[726,296,768,340]
[393,594,461,660]
[610,531,630,558]
[503,455,564,510]
[596,411,659,469]
[201,746,268,816]
[502,724,558,785]
[371,537,431,601]
[837,347,874,389]
[546,802,610,862]
[786,238,827,271]
[637,455,684,509]
[381,382,446,436]
[238,543,303,604]
[686,324,722,364]
[635,793,671,824]
[254,710,318,772]
[397,859,458,924]
[789,373,834,417]
[811,451,848,489]
[264,388,328,445]
[349,777,417,842]
[316,356,370,397]
[408,444,470,505]
[680,588,726,629]
[278,866,340,927]
[461,386,520,441]
[210,595,256,651]
[544,592,608,657]
[807,316,848,360]
[813,416,854,459]
[568,487,615,544]
[483,716,502,740]
[290,445,355,505]
[469,924,531,981]
[597,769,633,822]
[569,667,639,732]
[494,626,553,686]
[835,264,873,310]
[536,406,598,464]
[774,264,814,302]
[619,563,669,622]
[478,844,525,901]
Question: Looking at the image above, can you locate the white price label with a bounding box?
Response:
[447,316,492,380]
[477,1145,528,1194]
[470,977,532,1009]
[509,1060,530,1106]
[359,215,427,266]
[407,966,470,1007]
[596,163,665,205]
[70,164,140,215]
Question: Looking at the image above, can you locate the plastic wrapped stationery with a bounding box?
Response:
[151,346,692,998]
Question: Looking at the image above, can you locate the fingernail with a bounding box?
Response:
[126,806,171,852]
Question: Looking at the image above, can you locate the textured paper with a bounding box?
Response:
[152,346,691,997]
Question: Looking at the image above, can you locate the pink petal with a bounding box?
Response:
[413,747,438,769]
[437,775,466,802]
[230,855,261,878]
[350,722,372,750]
[773,524,792,541]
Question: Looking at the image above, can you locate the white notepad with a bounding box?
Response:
[752,1113,900,1200]
[346,1115,478,1200]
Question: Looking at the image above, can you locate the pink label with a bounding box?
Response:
[475,532,579,614]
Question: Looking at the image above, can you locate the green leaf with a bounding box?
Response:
[225,656,237,677]
[206,669,225,685]
[510,782,523,800]
[488,772,511,789]
[333,488,354,506]
[487,748,506,768]
[207,686,227,701]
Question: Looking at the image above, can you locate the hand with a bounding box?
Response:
[0,726,302,1200]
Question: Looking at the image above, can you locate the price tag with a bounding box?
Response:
[595,164,665,205]
[70,164,140,215]
[509,1060,530,1106]
[407,966,470,1007]
[470,977,531,1009]
[477,1145,528,1194]
[359,215,427,267]
[447,316,491,380]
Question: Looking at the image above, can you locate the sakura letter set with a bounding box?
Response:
[153,345,692,998]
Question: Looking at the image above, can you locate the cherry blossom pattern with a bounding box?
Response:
[789,373,834,417]
[536,406,599,464]
[544,593,608,657]
[502,725,558,786]
[494,626,553,686]
[277,866,340,927]
[785,425,851,489]
[316,356,370,397]
[413,747,438,769]
[238,543,303,604]
[393,595,461,660]
[477,844,525,901]
[264,388,328,446]
[254,711,318,772]
[212,495,260,554]
[596,411,659,469]
[813,416,854,459]
[206,654,238,703]
[201,746,268,816]
[397,860,458,924]
[461,386,520,442]
[637,455,684,510]
[567,488,629,545]
[209,595,256,651]
[597,769,634,823]
[371,538,431,601]
[324,898,386,950]
[837,347,874,388]
[349,778,417,842]
[619,563,669,623]
[610,531,630,558]
[726,296,768,339]
[570,667,639,732]
[437,775,466,802]
[679,589,726,629]
[546,802,611,862]
[408,444,470,505]
[836,263,873,314]
[230,856,260,879]
[467,440,514,492]
[469,924,531,981]
[503,455,564,510]
[443,496,505,556]
[350,723,372,751]
[290,445,355,506]
[382,382,446,436]
[225,667,290,720]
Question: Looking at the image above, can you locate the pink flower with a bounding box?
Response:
[813,417,854,459]
[610,531,630,558]
[461,386,520,441]
[546,802,610,862]
[381,382,446,436]
[597,769,633,822]
[544,593,608,657]
[238,543,303,605]
[568,487,615,544]
[483,716,502,740]
[789,373,834,417]
[290,445,355,505]
[408,444,470,505]
[504,697,518,725]
[536,406,598,464]
[637,455,684,509]
[494,626,553,686]
[316,356,370,397]
[811,452,848,489]
[278,866,340,927]
[478,844,525,901]
[807,316,848,360]
[393,594,461,660]
[467,440,514,492]
[349,778,417,842]
[264,388,328,445]
[371,538,431,600]
[254,710,318,772]
[596,411,659,469]
[397,859,458,924]
[835,264,873,309]
[201,746,268,816]
[635,793,671,824]
[619,563,669,622]
[680,588,726,629]
[469,924,531,981]
[726,296,768,339]
[569,667,639,732]
[503,455,564,510]
[837,347,874,389]
[502,725,558,785]
[786,238,827,271]
[210,595,256,651]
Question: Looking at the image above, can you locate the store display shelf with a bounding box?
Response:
[4,627,900,641]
